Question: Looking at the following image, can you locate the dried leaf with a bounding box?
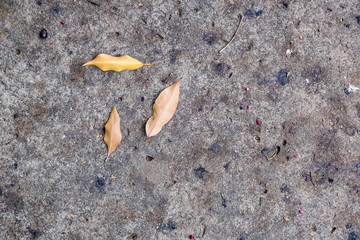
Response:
[146,78,182,137]
[83,54,154,72]
[104,106,122,162]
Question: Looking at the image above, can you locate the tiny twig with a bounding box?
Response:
[266,146,280,160]
[87,0,100,6]
[309,171,315,186]
[219,14,243,53]
[163,73,173,83]
[96,147,105,153]
[202,226,207,237]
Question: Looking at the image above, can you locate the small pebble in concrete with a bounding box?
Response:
[189,235,194,239]
[346,223,352,229]
[294,154,298,158]
[194,166,207,179]
[202,32,218,45]
[95,177,106,189]
[299,210,304,214]
[245,87,250,91]
[61,21,65,24]
[356,16,360,24]
[255,9,263,16]
[53,6,61,14]
[348,231,359,240]
[39,29,47,39]
[247,105,252,110]
[28,228,38,238]
[256,119,262,125]
[277,69,289,85]
[286,49,292,57]
[208,143,220,153]
[244,9,254,18]
[158,220,176,231]
[344,88,350,95]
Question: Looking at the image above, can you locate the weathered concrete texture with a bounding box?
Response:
[1,0,360,239]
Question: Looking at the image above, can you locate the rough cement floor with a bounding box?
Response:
[1,0,360,239]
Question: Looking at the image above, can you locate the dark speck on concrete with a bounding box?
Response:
[212,62,231,74]
[169,49,179,64]
[344,88,350,95]
[356,16,360,24]
[208,143,220,153]
[28,228,38,238]
[202,32,218,45]
[344,23,350,28]
[244,9,254,18]
[282,0,289,8]
[255,9,263,16]
[348,231,359,240]
[37,1,42,6]
[355,163,360,169]
[53,6,61,14]
[277,69,289,85]
[194,166,207,179]
[221,195,228,207]
[346,127,356,136]
[224,162,230,169]
[346,224,352,229]
[239,106,244,110]
[328,178,334,183]
[238,235,247,240]
[95,177,106,189]
[158,220,176,231]
[15,219,21,224]
[301,171,309,181]
[14,163,18,169]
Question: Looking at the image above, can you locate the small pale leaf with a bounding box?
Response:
[146,78,182,137]
[83,54,154,72]
[104,106,122,162]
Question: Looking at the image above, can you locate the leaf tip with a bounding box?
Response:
[112,105,117,111]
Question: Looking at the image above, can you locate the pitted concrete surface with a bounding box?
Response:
[1,0,360,239]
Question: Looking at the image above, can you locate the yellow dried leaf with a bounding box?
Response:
[146,78,182,137]
[104,106,122,162]
[83,54,154,72]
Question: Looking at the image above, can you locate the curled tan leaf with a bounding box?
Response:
[104,106,122,162]
[146,78,182,137]
[83,54,154,72]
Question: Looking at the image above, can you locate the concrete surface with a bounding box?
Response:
[1,0,360,239]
